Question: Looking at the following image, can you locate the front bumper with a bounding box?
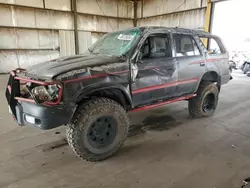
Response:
[5,69,76,130]
[14,101,76,130]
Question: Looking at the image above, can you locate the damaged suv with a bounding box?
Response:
[6,27,231,161]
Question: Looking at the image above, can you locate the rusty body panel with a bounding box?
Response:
[5,27,231,130]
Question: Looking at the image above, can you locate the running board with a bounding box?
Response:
[130,94,196,112]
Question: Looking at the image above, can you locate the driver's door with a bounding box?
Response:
[131,32,178,107]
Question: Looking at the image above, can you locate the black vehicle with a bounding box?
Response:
[5,27,231,161]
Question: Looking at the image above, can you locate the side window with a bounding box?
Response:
[174,34,201,57]
[141,34,171,59]
[199,37,223,55]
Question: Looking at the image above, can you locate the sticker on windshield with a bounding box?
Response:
[117,34,134,41]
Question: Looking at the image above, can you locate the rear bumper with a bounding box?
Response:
[14,101,76,130]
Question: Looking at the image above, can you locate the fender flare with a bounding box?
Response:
[195,71,221,92]
[73,83,133,109]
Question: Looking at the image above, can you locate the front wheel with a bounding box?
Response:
[188,82,219,118]
[66,98,129,162]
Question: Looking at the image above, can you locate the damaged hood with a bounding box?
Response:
[25,54,125,80]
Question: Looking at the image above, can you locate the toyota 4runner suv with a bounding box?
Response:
[6,27,231,161]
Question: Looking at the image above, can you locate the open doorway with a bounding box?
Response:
[211,0,250,70]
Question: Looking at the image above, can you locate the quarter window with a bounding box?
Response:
[174,34,201,57]
[199,37,223,55]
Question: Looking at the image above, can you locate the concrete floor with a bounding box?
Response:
[0,70,250,188]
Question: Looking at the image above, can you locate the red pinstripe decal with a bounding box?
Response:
[206,58,228,62]
[189,58,228,65]
[132,78,199,94]
[63,66,162,83]
[132,82,178,94]
[130,94,196,112]
[189,60,205,65]
[178,78,199,84]
[63,73,107,83]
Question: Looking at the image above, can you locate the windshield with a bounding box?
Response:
[89,28,141,56]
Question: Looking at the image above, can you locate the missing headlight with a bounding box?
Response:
[31,85,59,103]
[47,85,59,99]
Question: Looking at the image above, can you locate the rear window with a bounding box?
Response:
[199,37,225,55]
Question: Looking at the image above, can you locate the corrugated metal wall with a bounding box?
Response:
[137,0,207,30]
[0,0,208,73]
[59,30,75,56]
[0,0,134,73]
[137,9,206,29]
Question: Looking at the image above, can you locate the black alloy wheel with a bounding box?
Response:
[202,93,216,113]
[87,116,117,149]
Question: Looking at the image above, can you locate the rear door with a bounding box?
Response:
[131,32,178,107]
[173,34,206,96]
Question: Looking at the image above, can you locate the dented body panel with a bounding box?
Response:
[5,27,231,130]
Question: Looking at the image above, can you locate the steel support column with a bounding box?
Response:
[204,0,215,47]
[205,0,215,33]
[72,0,79,54]
[134,0,138,27]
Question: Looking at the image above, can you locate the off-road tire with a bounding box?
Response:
[66,98,129,162]
[188,82,219,118]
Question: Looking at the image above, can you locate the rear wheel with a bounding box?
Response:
[66,98,129,162]
[188,82,219,118]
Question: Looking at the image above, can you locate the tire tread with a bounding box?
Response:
[66,97,129,162]
[188,82,219,118]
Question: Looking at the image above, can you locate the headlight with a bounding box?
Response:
[31,85,59,103]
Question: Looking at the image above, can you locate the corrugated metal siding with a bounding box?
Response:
[91,32,103,44]
[0,51,19,72]
[0,0,43,8]
[0,50,59,73]
[0,0,207,73]
[78,31,92,54]
[77,14,133,32]
[142,0,203,17]
[44,0,71,11]
[202,0,207,7]
[59,30,75,56]
[77,0,134,18]
[137,0,142,18]
[0,0,135,73]
[17,50,59,68]
[138,8,206,30]
[0,5,73,29]
[117,19,134,30]
[118,0,134,18]
[0,28,59,49]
